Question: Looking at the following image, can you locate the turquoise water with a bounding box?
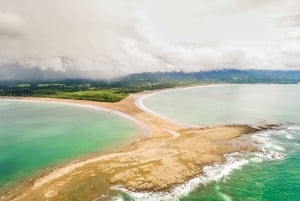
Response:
[0,100,140,187]
[143,84,300,126]
[138,84,300,201]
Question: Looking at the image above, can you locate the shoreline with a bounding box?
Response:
[135,84,233,128]
[0,97,151,138]
[0,88,281,201]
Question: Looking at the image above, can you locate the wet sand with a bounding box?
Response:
[0,92,276,201]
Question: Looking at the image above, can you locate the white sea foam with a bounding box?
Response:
[252,132,287,158]
[287,125,300,131]
[113,198,124,201]
[285,134,294,139]
[215,185,233,201]
[219,192,233,201]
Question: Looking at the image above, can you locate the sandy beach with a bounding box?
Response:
[0,91,278,201]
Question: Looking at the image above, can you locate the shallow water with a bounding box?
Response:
[0,100,140,187]
[136,84,300,201]
[142,84,300,126]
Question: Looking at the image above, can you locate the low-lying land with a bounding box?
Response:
[2,69,300,103]
[0,92,280,201]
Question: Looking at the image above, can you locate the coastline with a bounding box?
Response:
[1,97,151,138]
[135,84,232,128]
[0,88,280,201]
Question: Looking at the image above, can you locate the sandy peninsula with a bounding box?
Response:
[0,90,278,201]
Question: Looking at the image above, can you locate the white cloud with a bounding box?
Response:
[0,11,26,38]
[0,0,300,79]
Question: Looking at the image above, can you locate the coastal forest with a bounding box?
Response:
[1,69,300,102]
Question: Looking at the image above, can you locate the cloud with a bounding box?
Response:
[276,14,300,27]
[0,11,26,39]
[0,0,300,80]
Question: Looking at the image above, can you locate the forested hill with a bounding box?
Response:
[121,69,300,84]
[1,69,300,102]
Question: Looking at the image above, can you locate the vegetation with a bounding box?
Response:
[46,90,128,102]
[1,69,300,102]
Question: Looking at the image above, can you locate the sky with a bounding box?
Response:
[0,0,300,79]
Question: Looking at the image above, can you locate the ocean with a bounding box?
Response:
[136,84,300,201]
